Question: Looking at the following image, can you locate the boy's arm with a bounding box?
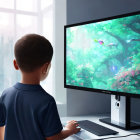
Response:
[45,130,76,140]
[45,120,80,140]
[0,126,5,140]
[0,98,6,140]
[38,98,80,140]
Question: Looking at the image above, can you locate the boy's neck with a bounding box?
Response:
[21,71,40,85]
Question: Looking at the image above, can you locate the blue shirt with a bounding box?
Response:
[0,97,6,127]
[1,82,63,140]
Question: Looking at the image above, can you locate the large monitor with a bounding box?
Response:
[64,11,140,130]
[64,11,140,98]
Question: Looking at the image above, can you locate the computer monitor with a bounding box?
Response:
[64,11,140,130]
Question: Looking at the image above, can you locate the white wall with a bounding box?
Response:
[54,0,67,116]
[54,0,66,103]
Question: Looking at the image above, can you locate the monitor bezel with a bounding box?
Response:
[64,11,140,98]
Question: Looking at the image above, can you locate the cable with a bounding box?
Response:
[93,132,140,140]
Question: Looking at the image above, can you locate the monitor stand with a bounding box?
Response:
[99,95,140,130]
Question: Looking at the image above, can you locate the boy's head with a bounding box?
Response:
[14,34,53,81]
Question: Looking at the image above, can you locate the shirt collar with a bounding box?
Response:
[14,82,43,91]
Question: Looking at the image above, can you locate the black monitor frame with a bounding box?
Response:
[64,11,140,98]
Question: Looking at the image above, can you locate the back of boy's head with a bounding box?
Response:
[14,34,53,72]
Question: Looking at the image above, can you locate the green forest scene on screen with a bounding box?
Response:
[66,14,140,94]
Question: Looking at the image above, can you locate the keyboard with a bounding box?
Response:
[78,120,118,136]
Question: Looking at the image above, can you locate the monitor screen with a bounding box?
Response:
[65,11,140,96]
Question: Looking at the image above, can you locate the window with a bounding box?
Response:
[0,0,54,96]
[16,14,38,38]
[0,0,14,9]
[16,0,38,12]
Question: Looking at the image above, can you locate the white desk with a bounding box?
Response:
[61,115,140,140]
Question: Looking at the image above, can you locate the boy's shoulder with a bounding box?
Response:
[34,88,55,104]
[1,86,14,97]
[1,83,55,105]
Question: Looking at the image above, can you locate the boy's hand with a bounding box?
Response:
[0,126,5,140]
[64,120,81,135]
[46,121,80,140]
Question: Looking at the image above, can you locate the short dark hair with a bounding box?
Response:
[14,34,53,72]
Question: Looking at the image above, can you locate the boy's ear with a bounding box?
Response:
[13,59,19,70]
[42,62,51,74]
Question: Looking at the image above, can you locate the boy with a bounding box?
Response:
[0,97,5,140]
[1,34,80,140]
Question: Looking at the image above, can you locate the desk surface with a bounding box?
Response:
[61,115,140,140]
